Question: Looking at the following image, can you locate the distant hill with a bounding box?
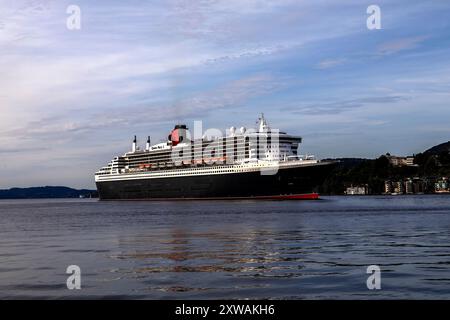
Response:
[0,186,98,199]
[424,141,450,155]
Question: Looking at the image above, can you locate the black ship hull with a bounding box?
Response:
[96,162,334,200]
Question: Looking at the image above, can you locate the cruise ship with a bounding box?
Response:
[95,114,334,200]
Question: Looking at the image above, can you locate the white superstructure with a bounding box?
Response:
[95,114,319,182]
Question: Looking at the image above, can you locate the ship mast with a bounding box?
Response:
[146,136,151,151]
[132,135,137,152]
[257,113,270,132]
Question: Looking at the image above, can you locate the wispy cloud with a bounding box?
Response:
[377,36,429,55]
[289,96,408,115]
[317,58,346,69]
[1,73,283,140]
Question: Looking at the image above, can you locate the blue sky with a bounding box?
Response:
[1,0,450,188]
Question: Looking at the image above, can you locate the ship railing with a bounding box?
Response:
[296,154,316,161]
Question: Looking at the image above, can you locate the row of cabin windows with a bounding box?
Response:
[100,162,276,176]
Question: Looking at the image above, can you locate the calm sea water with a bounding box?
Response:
[0,195,449,299]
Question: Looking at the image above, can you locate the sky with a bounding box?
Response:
[1,0,450,189]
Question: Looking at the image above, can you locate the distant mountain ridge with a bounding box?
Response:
[424,141,450,155]
[0,186,97,199]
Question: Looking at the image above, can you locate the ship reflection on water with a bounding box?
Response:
[116,228,290,273]
[111,227,302,294]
